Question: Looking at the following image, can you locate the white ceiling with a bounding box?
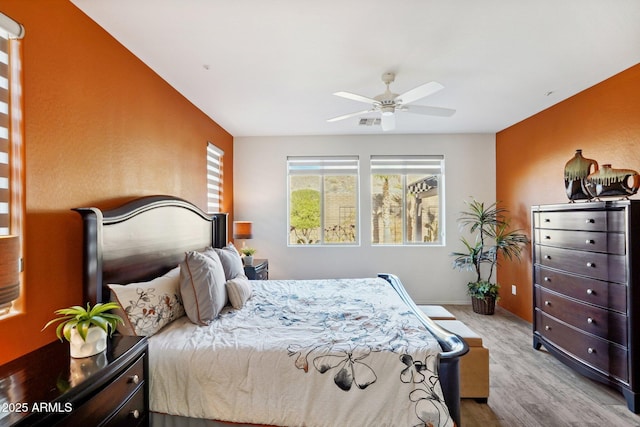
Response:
[71,0,640,137]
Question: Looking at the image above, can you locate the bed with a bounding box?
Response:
[74,195,468,427]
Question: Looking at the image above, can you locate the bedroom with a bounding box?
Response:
[0,0,639,426]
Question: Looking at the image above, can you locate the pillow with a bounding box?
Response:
[211,243,246,281]
[226,276,253,309]
[108,266,184,337]
[180,250,227,325]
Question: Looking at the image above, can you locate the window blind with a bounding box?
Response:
[287,156,359,175]
[206,142,224,213]
[370,155,444,175]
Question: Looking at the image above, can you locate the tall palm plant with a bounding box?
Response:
[451,199,529,311]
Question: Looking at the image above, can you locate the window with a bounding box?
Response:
[370,155,444,245]
[287,156,359,245]
[206,142,223,213]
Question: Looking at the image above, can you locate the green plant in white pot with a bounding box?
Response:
[43,302,123,358]
[240,247,257,266]
[451,199,529,314]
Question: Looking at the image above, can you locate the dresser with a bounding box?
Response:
[0,335,148,426]
[532,201,639,413]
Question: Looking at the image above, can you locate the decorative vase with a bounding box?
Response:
[471,296,496,315]
[243,255,254,266]
[69,327,107,358]
[584,164,640,199]
[564,149,598,202]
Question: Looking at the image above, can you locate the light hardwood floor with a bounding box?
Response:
[444,304,640,427]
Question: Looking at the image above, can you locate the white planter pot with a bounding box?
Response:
[69,327,107,358]
[243,255,254,266]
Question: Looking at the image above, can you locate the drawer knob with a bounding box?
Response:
[544,218,550,223]
[586,262,595,268]
[587,347,595,354]
[130,409,140,419]
[129,374,140,385]
[586,239,595,244]
[587,317,594,324]
[544,255,551,260]
[586,218,595,224]
[586,288,594,295]
[544,235,551,240]
[545,325,551,331]
[544,300,551,306]
[544,277,550,282]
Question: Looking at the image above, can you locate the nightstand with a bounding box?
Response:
[0,335,148,427]
[244,258,269,280]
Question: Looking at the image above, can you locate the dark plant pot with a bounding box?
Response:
[471,296,496,315]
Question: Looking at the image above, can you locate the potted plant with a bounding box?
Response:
[451,199,529,315]
[240,247,257,266]
[43,302,123,358]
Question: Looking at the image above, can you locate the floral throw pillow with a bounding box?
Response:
[108,266,185,336]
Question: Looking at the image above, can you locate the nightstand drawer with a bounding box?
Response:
[104,386,146,427]
[58,356,145,426]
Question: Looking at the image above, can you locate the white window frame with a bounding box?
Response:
[370,155,445,246]
[287,156,360,246]
[206,142,224,213]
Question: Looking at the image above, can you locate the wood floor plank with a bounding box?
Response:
[446,305,640,427]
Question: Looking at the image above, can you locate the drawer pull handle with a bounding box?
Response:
[544,301,551,306]
[544,218,550,223]
[586,262,595,268]
[545,235,551,239]
[544,277,550,282]
[130,409,140,419]
[586,239,595,244]
[587,347,595,354]
[129,374,140,385]
[545,325,551,331]
[586,219,595,224]
[544,255,551,260]
[586,288,594,295]
[587,317,594,324]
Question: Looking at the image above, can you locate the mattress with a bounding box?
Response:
[149,277,454,427]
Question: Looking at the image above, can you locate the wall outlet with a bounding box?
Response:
[511,284,517,295]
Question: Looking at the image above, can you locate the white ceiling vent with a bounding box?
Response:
[358,118,381,126]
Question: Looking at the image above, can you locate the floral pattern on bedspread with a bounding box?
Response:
[149,277,454,427]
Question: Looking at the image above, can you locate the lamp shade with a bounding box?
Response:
[233,221,253,239]
[0,235,20,314]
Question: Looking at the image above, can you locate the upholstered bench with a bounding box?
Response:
[417,305,457,320]
[435,319,490,402]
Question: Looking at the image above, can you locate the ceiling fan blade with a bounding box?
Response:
[401,105,456,117]
[380,113,395,131]
[395,81,444,106]
[333,91,378,105]
[327,109,374,122]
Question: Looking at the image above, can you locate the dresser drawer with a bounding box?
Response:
[535,245,626,283]
[58,356,145,426]
[534,266,627,313]
[535,310,628,381]
[534,209,625,232]
[535,228,625,254]
[536,287,627,345]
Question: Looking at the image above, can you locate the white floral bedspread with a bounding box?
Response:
[148,277,454,427]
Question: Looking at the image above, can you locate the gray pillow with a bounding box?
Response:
[212,244,246,281]
[226,276,253,309]
[179,250,227,325]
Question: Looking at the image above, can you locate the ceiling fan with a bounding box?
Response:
[327,72,455,131]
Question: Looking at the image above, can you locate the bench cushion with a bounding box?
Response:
[435,320,483,347]
[418,305,456,320]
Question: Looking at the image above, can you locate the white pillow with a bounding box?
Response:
[226,276,253,309]
[179,250,227,325]
[211,244,246,281]
[108,266,184,337]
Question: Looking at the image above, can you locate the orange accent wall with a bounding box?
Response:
[496,63,640,322]
[0,0,233,364]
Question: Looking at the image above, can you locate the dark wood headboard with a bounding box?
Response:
[74,195,227,305]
